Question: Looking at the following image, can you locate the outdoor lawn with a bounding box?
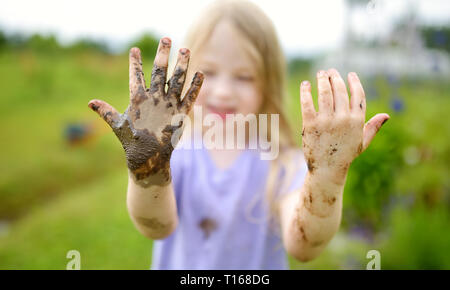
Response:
[0,36,449,269]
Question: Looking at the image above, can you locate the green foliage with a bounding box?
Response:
[66,38,110,54]
[129,32,160,59]
[0,170,152,269]
[0,28,110,55]
[288,57,312,75]
[379,205,450,269]
[27,34,60,53]
[342,94,407,228]
[421,25,450,53]
[0,49,130,219]
[0,33,448,269]
[0,30,6,50]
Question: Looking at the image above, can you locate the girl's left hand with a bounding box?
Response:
[300,69,389,182]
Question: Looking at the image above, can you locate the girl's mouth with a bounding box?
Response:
[206,104,236,120]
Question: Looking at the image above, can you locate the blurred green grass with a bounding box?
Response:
[0,50,131,219]
[0,48,449,269]
[0,170,152,269]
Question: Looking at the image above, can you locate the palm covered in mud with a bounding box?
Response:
[88,37,204,186]
[300,69,389,183]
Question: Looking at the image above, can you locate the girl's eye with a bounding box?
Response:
[203,70,216,77]
[236,75,254,82]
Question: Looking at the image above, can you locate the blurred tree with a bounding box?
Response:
[288,57,312,74]
[380,205,450,269]
[0,30,6,50]
[129,32,159,59]
[421,26,450,53]
[343,111,406,229]
[3,32,27,49]
[27,33,61,52]
[67,38,109,54]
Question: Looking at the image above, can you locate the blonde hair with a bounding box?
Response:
[181,0,303,229]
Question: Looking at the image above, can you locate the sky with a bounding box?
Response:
[0,0,449,56]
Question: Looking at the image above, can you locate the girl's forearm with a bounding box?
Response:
[126,171,178,240]
[282,168,346,262]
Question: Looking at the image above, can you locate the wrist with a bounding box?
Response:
[128,159,172,188]
[308,162,350,186]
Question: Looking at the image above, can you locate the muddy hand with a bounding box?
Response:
[88,37,204,187]
[300,69,389,180]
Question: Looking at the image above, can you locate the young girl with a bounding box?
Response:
[88,0,389,269]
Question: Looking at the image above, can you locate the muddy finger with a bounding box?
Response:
[327,68,349,113]
[88,99,120,127]
[178,71,204,114]
[348,72,366,117]
[167,48,190,102]
[129,47,147,103]
[149,37,171,97]
[317,70,333,115]
[300,80,316,122]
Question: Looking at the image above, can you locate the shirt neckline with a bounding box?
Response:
[201,147,251,175]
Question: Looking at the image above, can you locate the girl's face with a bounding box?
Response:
[194,20,263,120]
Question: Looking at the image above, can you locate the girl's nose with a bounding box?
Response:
[210,76,235,103]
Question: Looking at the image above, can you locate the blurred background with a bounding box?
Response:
[0,0,449,269]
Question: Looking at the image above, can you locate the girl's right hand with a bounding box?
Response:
[88,37,204,187]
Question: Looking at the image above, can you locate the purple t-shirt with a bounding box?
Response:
[150,143,307,270]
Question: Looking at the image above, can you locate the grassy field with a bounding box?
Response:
[0,48,449,269]
[0,170,153,269]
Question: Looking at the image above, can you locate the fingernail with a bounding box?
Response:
[301,80,310,86]
[89,102,99,112]
[350,72,358,79]
[317,70,326,77]
[194,72,204,84]
[130,47,140,58]
[180,48,189,55]
[161,37,171,46]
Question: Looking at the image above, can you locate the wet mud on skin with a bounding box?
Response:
[149,66,167,96]
[328,144,338,156]
[167,67,186,100]
[89,44,204,189]
[307,157,316,173]
[135,216,168,231]
[111,112,183,187]
[299,226,308,243]
[293,208,309,243]
[302,127,321,174]
[323,195,337,205]
[294,206,326,248]
[302,124,356,182]
[113,71,202,188]
[302,188,336,218]
[90,103,120,125]
[311,240,325,248]
[132,84,149,107]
